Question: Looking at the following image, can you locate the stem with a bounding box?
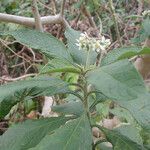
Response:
[85,51,90,69]
[109,0,122,46]
[98,51,105,67]
[96,49,106,67]
[83,84,88,108]
[82,80,91,120]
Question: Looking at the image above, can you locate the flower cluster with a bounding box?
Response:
[76,32,111,53]
[142,10,150,17]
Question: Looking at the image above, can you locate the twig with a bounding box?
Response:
[95,12,103,35]
[25,64,35,74]
[0,73,37,82]
[80,5,97,28]
[37,0,52,11]
[60,0,66,17]
[108,0,122,46]
[96,51,105,67]
[51,0,57,15]
[32,0,43,31]
[123,18,132,44]
[11,62,24,68]
[0,38,29,62]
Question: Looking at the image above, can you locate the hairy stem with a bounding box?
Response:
[85,51,90,69]
[83,81,89,113]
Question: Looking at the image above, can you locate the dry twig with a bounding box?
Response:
[0,73,37,82]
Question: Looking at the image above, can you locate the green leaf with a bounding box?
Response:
[101,47,139,66]
[87,60,150,130]
[52,101,84,117]
[0,76,69,118]
[3,28,72,61]
[0,117,69,150]
[102,46,150,66]
[87,60,146,101]
[109,107,136,125]
[29,114,93,150]
[117,47,150,60]
[114,125,143,145]
[38,59,81,74]
[65,27,97,66]
[99,126,146,150]
[118,93,150,131]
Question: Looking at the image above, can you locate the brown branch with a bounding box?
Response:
[0,13,64,27]
[0,0,70,28]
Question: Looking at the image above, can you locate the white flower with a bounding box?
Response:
[142,10,150,17]
[99,36,111,52]
[76,32,111,53]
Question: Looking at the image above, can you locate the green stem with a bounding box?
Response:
[85,50,90,69]
[83,80,91,120]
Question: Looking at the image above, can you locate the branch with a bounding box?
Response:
[0,13,64,27]
[0,73,37,82]
[60,0,66,17]
[32,0,43,31]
